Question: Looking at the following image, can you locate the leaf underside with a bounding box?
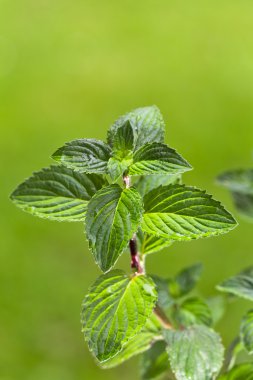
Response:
[10,165,107,221]
[142,184,237,241]
[164,325,224,380]
[85,184,143,272]
[81,270,157,362]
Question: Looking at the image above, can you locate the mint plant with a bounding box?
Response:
[11,106,238,380]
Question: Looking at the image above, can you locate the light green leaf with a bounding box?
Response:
[81,270,157,362]
[107,156,132,182]
[52,138,111,174]
[129,143,191,176]
[218,363,253,379]
[107,105,165,150]
[137,229,173,256]
[173,297,213,327]
[85,184,143,272]
[240,310,253,354]
[217,169,253,194]
[135,173,181,197]
[10,165,107,221]
[100,314,162,369]
[170,263,203,298]
[164,325,224,380]
[217,273,253,301]
[140,341,170,380]
[142,184,237,241]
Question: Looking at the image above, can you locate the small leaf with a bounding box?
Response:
[217,169,253,194]
[151,275,174,310]
[142,184,237,241]
[137,229,173,256]
[218,363,253,379]
[240,310,253,354]
[140,341,170,380]
[52,138,111,174]
[164,325,224,380]
[10,165,107,221]
[171,263,203,298]
[173,297,213,327]
[100,314,162,369]
[81,270,157,362]
[112,120,135,153]
[85,184,143,272]
[217,273,253,301]
[108,105,165,149]
[135,173,181,197]
[107,157,132,182]
[230,192,253,221]
[129,143,191,176]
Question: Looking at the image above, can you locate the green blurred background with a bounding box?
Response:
[1,1,253,379]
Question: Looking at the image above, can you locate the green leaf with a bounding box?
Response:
[107,157,132,182]
[112,120,134,153]
[142,184,237,241]
[100,314,162,369]
[81,270,157,362]
[128,143,191,176]
[240,310,253,354]
[140,341,170,380]
[173,297,213,327]
[164,325,224,380]
[85,184,143,272]
[52,138,111,174]
[230,192,253,221]
[170,263,203,298]
[217,273,253,301]
[218,363,253,379]
[135,173,181,197]
[108,105,165,150]
[151,275,174,310]
[217,169,253,194]
[137,229,173,256]
[10,165,107,221]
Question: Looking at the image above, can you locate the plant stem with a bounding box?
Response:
[154,305,173,330]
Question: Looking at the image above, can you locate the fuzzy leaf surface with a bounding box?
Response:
[164,325,224,380]
[81,270,157,362]
[142,184,237,241]
[108,105,165,149]
[129,143,191,176]
[52,138,111,174]
[85,184,143,272]
[240,310,253,354]
[10,165,106,221]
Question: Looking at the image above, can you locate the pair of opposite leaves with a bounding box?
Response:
[11,106,237,273]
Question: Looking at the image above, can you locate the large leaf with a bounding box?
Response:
[218,363,253,379]
[135,173,181,197]
[10,165,106,221]
[217,273,253,301]
[140,341,170,380]
[164,325,224,380]
[81,270,157,362]
[173,297,213,327]
[52,138,111,174]
[169,263,203,298]
[240,310,253,354]
[108,105,165,149]
[137,229,173,256]
[129,143,191,176]
[85,184,143,272]
[142,184,237,241]
[100,313,162,369]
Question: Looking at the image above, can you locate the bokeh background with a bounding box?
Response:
[1,1,253,379]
